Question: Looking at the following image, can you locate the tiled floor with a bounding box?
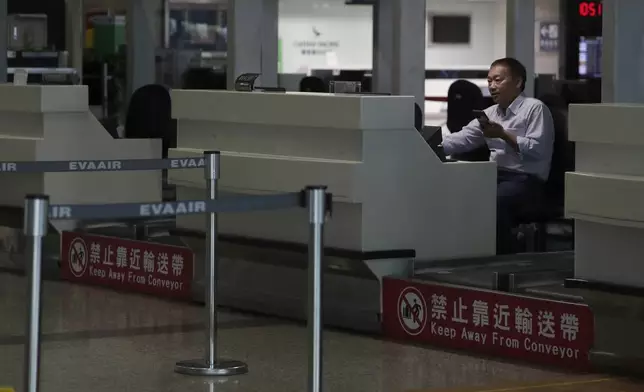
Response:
[410,377,644,392]
[1,272,642,392]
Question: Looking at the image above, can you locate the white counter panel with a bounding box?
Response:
[39,137,162,206]
[172,90,413,131]
[0,84,88,113]
[169,148,360,202]
[569,104,644,146]
[0,85,161,226]
[576,221,644,288]
[576,142,644,177]
[567,103,644,288]
[566,172,644,228]
[170,89,497,261]
[357,126,496,259]
[176,121,363,162]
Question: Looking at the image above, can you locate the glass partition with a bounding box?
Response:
[167,0,227,52]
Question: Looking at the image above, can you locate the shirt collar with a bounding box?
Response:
[496,94,526,116]
[506,94,526,115]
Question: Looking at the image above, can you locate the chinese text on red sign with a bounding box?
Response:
[61,232,193,300]
[383,277,594,369]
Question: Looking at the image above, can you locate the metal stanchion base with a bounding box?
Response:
[174,359,248,376]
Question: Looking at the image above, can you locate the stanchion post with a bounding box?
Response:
[175,151,248,377]
[23,195,49,392]
[306,186,327,392]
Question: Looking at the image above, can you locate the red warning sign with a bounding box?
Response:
[382,277,595,369]
[60,232,193,300]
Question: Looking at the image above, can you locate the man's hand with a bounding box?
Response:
[482,121,519,152]
[481,121,505,139]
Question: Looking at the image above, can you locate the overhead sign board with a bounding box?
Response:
[539,22,559,52]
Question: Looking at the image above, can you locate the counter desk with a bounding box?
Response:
[566,104,644,289]
[564,103,644,369]
[168,89,497,330]
[0,84,161,230]
[169,90,496,262]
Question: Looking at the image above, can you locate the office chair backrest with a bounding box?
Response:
[539,94,573,205]
[446,79,490,162]
[299,76,327,93]
[124,84,175,157]
[446,79,485,133]
[414,103,423,132]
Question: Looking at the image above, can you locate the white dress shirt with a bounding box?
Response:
[442,94,555,181]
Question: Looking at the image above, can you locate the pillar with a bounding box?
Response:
[65,0,84,80]
[506,0,535,97]
[601,0,644,103]
[126,0,162,98]
[372,0,393,94]
[0,0,6,83]
[372,0,426,110]
[569,0,644,365]
[226,0,279,89]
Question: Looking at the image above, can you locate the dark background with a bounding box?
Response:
[9,0,66,50]
[561,0,602,79]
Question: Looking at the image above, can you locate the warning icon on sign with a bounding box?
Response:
[68,237,88,278]
[398,287,427,336]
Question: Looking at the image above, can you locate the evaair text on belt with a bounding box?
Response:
[139,201,206,216]
[170,158,205,168]
[69,160,122,171]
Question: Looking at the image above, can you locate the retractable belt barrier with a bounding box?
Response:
[0,157,206,173]
[48,193,303,220]
[20,151,331,392]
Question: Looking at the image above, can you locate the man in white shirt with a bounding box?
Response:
[442,58,555,254]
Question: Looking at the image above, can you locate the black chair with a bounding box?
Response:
[124,84,177,201]
[124,84,176,158]
[515,94,574,252]
[446,80,490,162]
[299,76,327,93]
[414,103,423,132]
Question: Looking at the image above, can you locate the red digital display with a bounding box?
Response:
[579,1,602,17]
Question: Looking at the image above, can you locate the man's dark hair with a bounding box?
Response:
[491,57,527,92]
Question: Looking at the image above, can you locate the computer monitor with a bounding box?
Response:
[578,36,602,79]
[337,70,369,82]
[420,126,448,162]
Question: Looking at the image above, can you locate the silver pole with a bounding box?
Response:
[206,150,219,366]
[307,186,326,392]
[23,195,49,392]
[101,62,109,119]
[175,151,248,377]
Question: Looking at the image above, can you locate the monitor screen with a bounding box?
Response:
[578,36,602,78]
[430,15,471,44]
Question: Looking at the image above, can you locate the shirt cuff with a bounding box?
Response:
[441,134,454,155]
[514,135,529,159]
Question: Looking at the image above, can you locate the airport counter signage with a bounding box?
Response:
[60,232,193,300]
[382,277,594,369]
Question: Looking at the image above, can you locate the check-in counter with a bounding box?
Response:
[566,104,644,288]
[0,84,161,229]
[169,90,496,261]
